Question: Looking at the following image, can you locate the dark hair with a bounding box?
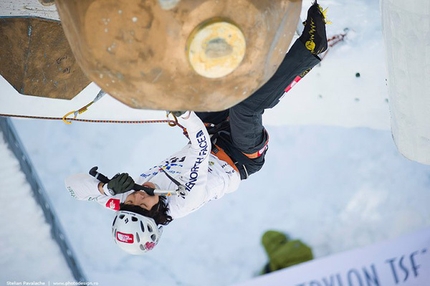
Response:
[119,196,173,226]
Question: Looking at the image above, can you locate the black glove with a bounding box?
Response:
[107,173,135,195]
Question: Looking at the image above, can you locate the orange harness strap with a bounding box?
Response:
[211,144,240,173]
[243,137,269,159]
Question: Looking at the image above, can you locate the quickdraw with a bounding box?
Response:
[62,90,106,124]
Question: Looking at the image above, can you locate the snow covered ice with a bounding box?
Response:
[1,0,430,285]
[0,132,74,282]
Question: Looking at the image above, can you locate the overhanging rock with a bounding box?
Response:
[55,0,302,111]
[0,17,90,100]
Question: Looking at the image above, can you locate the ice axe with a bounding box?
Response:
[89,166,187,197]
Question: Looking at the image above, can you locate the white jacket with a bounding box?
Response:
[64,112,241,219]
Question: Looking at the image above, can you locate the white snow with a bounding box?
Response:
[1,0,430,285]
[0,132,74,282]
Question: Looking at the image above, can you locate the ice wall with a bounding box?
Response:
[381,0,430,165]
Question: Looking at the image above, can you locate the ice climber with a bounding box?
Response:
[65,1,329,255]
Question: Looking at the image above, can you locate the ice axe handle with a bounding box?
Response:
[89,166,110,183]
[89,166,156,196]
[134,184,155,196]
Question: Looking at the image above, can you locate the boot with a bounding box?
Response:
[299,1,328,55]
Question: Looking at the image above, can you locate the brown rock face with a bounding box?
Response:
[55,0,301,111]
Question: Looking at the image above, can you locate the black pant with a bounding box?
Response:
[197,39,321,178]
[198,39,320,153]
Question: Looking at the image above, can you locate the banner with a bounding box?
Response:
[234,227,430,286]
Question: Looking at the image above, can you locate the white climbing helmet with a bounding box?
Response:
[112,210,162,255]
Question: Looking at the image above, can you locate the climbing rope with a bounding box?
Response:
[0,112,185,130]
[0,89,186,131]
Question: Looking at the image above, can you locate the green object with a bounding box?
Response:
[108,173,135,195]
[168,111,186,118]
[261,230,313,273]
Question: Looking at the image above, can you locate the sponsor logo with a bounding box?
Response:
[258,143,269,156]
[145,241,156,251]
[105,198,120,210]
[185,129,209,192]
[116,231,134,243]
[66,186,77,198]
[284,75,302,93]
